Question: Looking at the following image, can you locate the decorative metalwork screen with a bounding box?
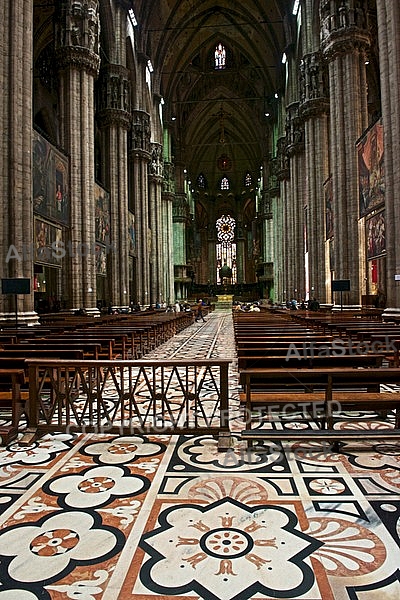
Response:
[27,359,231,441]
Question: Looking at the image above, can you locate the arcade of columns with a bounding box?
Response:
[273,0,400,314]
[1,1,400,321]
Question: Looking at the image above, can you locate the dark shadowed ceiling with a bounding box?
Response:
[133,0,290,196]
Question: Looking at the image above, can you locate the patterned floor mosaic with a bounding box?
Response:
[0,310,400,599]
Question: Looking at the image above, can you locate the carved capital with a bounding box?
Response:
[149,143,163,178]
[98,64,131,113]
[131,110,151,153]
[320,0,369,44]
[163,162,175,194]
[266,158,280,197]
[97,108,131,129]
[56,45,100,76]
[285,103,304,156]
[276,137,290,181]
[299,51,328,106]
[55,0,100,56]
[173,194,190,222]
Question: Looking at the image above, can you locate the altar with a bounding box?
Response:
[216,294,233,310]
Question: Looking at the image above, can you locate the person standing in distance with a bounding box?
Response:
[195,298,205,322]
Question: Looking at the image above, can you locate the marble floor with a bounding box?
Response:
[0,310,400,599]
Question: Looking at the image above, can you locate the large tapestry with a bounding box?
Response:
[366,210,385,260]
[33,130,69,224]
[358,119,385,217]
[95,184,111,245]
[34,218,63,266]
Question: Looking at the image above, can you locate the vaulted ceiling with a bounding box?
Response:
[133,0,290,196]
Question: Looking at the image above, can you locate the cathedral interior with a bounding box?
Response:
[2,0,399,321]
[1,3,400,599]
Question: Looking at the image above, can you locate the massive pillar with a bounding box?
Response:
[149,143,164,305]
[276,137,290,303]
[172,194,190,301]
[97,64,131,306]
[376,2,400,314]
[162,128,176,305]
[129,110,151,306]
[0,0,37,323]
[321,0,370,306]
[286,103,306,301]
[55,0,101,310]
[300,51,330,303]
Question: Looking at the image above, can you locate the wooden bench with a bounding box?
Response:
[237,352,384,371]
[240,367,400,447]
[1,342,102,360]
[0,369,27,443]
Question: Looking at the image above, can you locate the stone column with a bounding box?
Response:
[149,143,164,305]
[259,188,274,299]
[173,194,190,300]
[97,64,131,306]
[235,219,245,284]
[286,103,306,301]
[129,110,151,306]
[0,0,37,323]
[376,2,400,315]
[162,157,175,305]
[276,137,290,303]
[300,51,330,303]
[321,0,370,306]
[55,0,101,310]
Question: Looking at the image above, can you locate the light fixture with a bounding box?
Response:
[265,112,270,117]
[171,116,176,121]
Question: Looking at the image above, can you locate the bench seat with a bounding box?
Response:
[240,428,400,444]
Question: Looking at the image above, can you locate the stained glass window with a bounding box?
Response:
[214,43,226,70]
[216,215,236,284]
[216,214,235,243]
[197,173,206,188]
[245,172,252,186]
[221,177,229,190]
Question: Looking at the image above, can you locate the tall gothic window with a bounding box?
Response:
[216,215,237,284]
[214,43,226,70]
[221,176,229,190]
[197,173,206,188]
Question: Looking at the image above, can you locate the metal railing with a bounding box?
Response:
[26,359,231,444]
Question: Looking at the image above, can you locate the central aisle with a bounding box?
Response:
[0,310,399,600]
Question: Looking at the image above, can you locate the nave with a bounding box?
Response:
[0,310,400,599]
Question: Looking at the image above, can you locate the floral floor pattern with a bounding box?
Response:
[0,310,400,599]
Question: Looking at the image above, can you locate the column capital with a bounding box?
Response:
[285,103,304,157]
[163,162,175,194]
[97,64,131,128]
[173,194,190,223]
[276,137,290,181]
[56,46,100,76]
[149,143,163,179]
[55,0,101,75]
[131,110,151,153]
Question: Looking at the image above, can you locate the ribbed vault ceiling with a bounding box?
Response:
[133,0,290,195]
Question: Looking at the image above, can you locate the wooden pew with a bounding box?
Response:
[0,368,27,443]
[240,367,400,447]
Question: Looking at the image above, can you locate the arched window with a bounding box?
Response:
[244,172,252,187]
[216,215,237,284]
[197,173,206,188]
[221,176,229,190]
[214,43,226,70]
